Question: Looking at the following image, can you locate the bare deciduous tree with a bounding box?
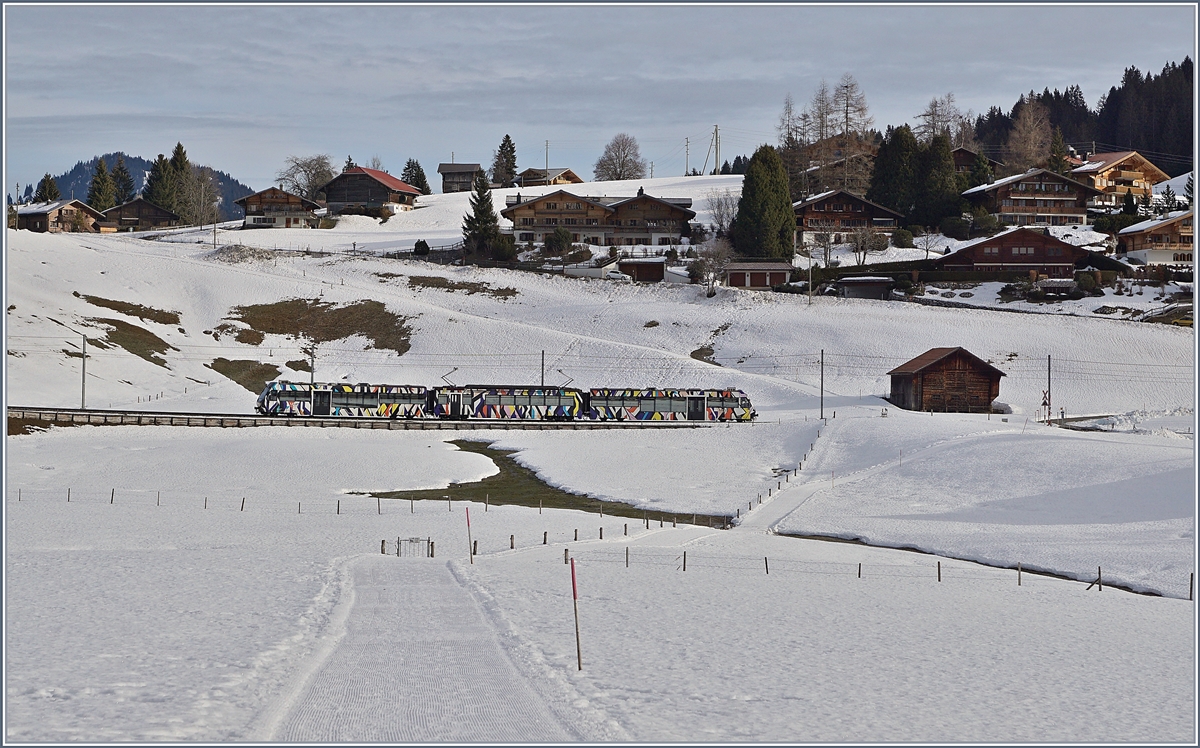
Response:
[367,155,385,172]
[915,228,944,260]
[593,133,648,181]
[276,154,336,201]
[1005,98,1051,173]
[849,227,889,266]
[705,188,740,237]
[810,224,836,267]
[689,237,733,297]
[916,93,977,149]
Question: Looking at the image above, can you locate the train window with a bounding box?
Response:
[638,399,655,411]
[740,398,750,407]
[499,395,515,406]
[514,395,531,406]
[483,394,500,405]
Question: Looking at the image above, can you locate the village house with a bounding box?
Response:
[16,200,107,233]
[320,167,421,216]
[515,168,584,188]
[888,347,1005,413]
[723,261,794,290]
[234,187,320,229]
[951,146,1003,175]
[962,168,1100,227]
[1070,151,1170,210]
[793,189,903,245]
[437,163,484,193]
[1117,210,1194,265]
[101,197,180,231]
[932,226,1090,278]
[501,188,695,246]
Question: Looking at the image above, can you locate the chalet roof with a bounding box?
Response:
[233,187,321,211]
[951,146,1004,163]
[792,189,903,218]
[962,168,1099,197]
[500,189,694,218]
[1118,209,1194,235]
[887,347,1006,378]
[836,276,895,283]
[935,226,1083,264]
[517,167,581,181]
[1071,151,1169,182]
[607,193,697,218]
[437,163,482,174]
[102,196,181,220]
[328,167,422,195]
[725,261,795,272]
[16,199,104,219]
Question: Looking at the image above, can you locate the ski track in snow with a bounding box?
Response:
[265,556,578,743]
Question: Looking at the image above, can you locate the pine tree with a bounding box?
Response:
[86,158,116,212]
[112,156,135,205]
[1185,173,1194,207]
[143,154,174,211]
[401,159,431,195]
[719,160,732,175]
[967,151,994,189]
[33,173,61,202]
[912,135,962,228]
[729,144,796,258]
[490,135,517,188]
[1159,184,1178,214]
[1121,191,1138,215]
[462,171,500,256]
[866,125,918,218]
[1138,190,1154,216]
[1047,127,1069,175]
[344,155,356,172]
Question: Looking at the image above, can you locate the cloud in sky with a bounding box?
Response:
[4,4,1194,192]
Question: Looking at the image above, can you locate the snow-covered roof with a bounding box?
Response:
[16,199,78,215]
[962,168,1097,197]
[836,276,894,283]
[1071,151,1137,174]
[793,190,836,207]
[1118,210,1193,235]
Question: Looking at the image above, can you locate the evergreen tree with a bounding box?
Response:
[912,135,961,228]
[719,160,732,175]
[866,125,918,217]
[1159,184,1178,214]
[490,135,518,188]
[462,171,500,256]
[344,155,356,172]
[112,156,135,205]
[1047,127,1069,175]
[33,173,61,202]
[143,154,174,211]
[967,151,994,189]
[1185,173,1194,206]
[86,158,116,211]
[729,144,796,258]
[1121,191,1138,215]
[1138,190,1154,216]
[401,158,431,195]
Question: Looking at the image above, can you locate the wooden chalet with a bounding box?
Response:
[234,187,320,229]
[724,262,794,290]
[501,188,695,246]
[437,162,483,193]
[16,200,106,233]
[1070,151,1170,210]
[1117,210,1194,266]
[516,168,584,188]
[932,226,1089,278]
[962,168,1099,227]
[101,197,180,231]
[888,347,1004,413]
[951,146,1003,175]
[793,189,903,245]
[320,167,421,216]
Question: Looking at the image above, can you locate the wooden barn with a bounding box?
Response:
[888,347,1005,413]
[102,197,181,231]
[437,162,484,193]
[320,167,422,216]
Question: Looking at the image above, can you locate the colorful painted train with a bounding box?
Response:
[255,382,757,422]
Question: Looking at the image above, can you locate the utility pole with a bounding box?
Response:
[545,141,549,170]
[820,349,824,420]
[684,138,689,175]
[541,350,545,387]
[650,162,654,179]
[81,334,86,409]
[1047,354,1052,424]
[714,124,720,174]
[310,348,315,386]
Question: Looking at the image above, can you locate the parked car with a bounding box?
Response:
[604,269,632,281]
[1171,311,1192,327]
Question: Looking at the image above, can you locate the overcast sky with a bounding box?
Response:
[4,3,1196,194]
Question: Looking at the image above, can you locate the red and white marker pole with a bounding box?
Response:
[466,506,474,564]
[571,557,582,671]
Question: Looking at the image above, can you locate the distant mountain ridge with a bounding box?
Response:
[16,152,255,221]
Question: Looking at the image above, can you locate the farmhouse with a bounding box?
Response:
[951,146,1003,175]
[16,200,106,233]
[723,262,794,290]
[101,197,181,231]
[1117,210,1194,265]
[888,347,1005,413]
[501,188,695,246]
[321,167,421,216]
[1070,151,1170,210]
[932,226,1089,278]
[234,187,320,229]
[962,168,1099,227]
[515,168,584,188]
[793,190,903,245]
[437,163,484,193]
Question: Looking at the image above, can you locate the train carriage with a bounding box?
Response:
[431,386,583,420]
[255,381,429,418]
[587,388,755,421]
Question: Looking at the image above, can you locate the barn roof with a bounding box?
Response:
[102,197,181,219]
[887,347,1006,378]
[437,163,482,174]
[334,167,422,195]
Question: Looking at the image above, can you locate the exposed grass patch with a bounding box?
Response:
[363,439,730,525]
[286,359,312,372]
[207,358,282,393]
[644,320,660,328]
[227,298,412,356]
[407,275,518,299]
[690,346,718,365]
[7,416,60,436]
[73,291,180,326]
[86,318,176,367]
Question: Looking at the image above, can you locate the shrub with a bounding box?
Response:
[1067,289,1086,300]
[413,239,430,256]
[893,277,913,290]
[939,216,970,240]
[1075,272,1096,292]
[891,229,914,248]
[543,226,572,255]
[491,234,517,262]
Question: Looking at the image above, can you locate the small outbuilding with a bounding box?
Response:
[724,262,794,290]
[617,257,666,282]
[102,197,181,231]
[888,347,1005,413]
[836,276,895,299]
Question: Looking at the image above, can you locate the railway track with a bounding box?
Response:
[7,406,712,430]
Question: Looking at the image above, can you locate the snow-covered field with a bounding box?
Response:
[4,183,1196,742]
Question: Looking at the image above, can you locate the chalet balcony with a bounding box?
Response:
[998,204,1087,215]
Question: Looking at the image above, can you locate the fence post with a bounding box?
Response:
[624,523,628,536]
[858,562,861,579]
[474,540,478,555]
[381,539,386,554]
[626,546,629,568]
[110,489,114,504]
[242,497,247,512]
[764,557,769,575]
[937,561,941,582]
[599,527,603,540]
[543,531,548,545]
[430,541,434,558]
[683,550,687,572]
[336,499,339,515]
[1018,562,1022,586]
[510,534,515,550]
[564,548,569,564]
[574,529,578,541]
[378,496,381,515]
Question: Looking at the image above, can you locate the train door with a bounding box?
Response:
[449,392,463,418]
[312,390,331,416]
[687,396,706,421]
